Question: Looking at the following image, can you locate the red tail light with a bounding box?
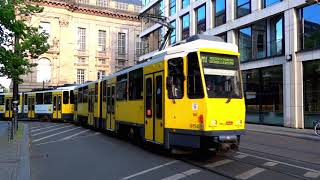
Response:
[198,114,203,123]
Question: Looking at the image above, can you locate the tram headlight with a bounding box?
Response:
[237,120,243,125]
[210,120,217,127]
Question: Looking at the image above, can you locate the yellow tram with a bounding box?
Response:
[74,35,246,151]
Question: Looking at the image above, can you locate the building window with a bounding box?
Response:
[169,0,176,16]
[136,41,142,58]
[97,70,105,80]
[170,20,176,45]
[36,58,51,83]
[77,57,86,64]
[182,0,189,9]
[196,4,206,34]
[216,32,227,42]
[96,0,106,7]
[78,0,89,4]
[270,15,283,56]
[181,13,190,40]
[39,22,50,36]
[116,2,128,10]
[252,21,267,59]
[78,27,86,51]
[98,30,106,52]
[77,69,85,84]
[118,33,126,55]
[299,4,320,51]
[263,0,282,8]
[236,0,250,18]
[242,65,283,126]
[214,0,226,27]
[239,27,252,62]
[303,60,320,128]
[98,58,106,64]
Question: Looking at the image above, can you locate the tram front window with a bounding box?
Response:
[204,69,241,98]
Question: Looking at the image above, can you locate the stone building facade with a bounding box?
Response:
[19,0,142,91]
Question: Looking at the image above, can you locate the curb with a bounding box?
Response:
[17,123,30,180]
[246,129,320,141]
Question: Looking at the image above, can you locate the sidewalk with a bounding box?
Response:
[246,123,320,141]
[0,121,30,180]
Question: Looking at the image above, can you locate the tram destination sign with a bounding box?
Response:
[201,54,236,66]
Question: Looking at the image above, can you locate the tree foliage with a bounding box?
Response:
[0,0,49,83]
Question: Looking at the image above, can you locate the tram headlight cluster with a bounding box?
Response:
[210,120,217,127]
[237,120,243,125]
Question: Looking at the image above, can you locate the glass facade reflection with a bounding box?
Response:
[170,21,176,45]
[243,65,283,126]
[270,15,284,56]
[263,0,282,8]
[252,21,267,59]
[299,4,320,50]
[215,0,226,27]
[182,0,189,9]
[181,13,190,40]
[236,0,250,18]
[196,5,206,34]
[170,0,176,16]
[303,60,320,128]
[239,27,252,62]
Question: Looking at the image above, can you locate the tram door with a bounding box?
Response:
[144,72,164,144]
[28,97,35,119]
[53,94,62,119]
[106,85,115,131]
[5,98,12,119]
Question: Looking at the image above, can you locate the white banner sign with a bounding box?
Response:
[35,104,53,114]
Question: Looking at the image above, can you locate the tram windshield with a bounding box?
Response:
[200,53,242,99]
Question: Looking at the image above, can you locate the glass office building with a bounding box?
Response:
[139,0,320,129]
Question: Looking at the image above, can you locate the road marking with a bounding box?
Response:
[35,132,100,146]
[61,129,90,140]
[31,124,61,132]
[263,162,278,167]
[32,125,73,136]
[162,169,201,180]
[121,160,179,180]
[32,127,81,143]
[238,152,320,173]
[205,159,233,168]
[234,154,248,159]
[304,171,320,178]
[235,167,265,180]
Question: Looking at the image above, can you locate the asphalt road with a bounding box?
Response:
[26,122,320,180]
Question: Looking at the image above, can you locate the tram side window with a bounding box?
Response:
[5,99,10,110]
[70,90,74,104]
[111,86,115,112]
[95,84,98,102]
[116,74,128,101]
[156,76,163,118]
[0,95,4,105]
[74,94,77,111]
[129,68,143,100]
[103,81,107,102]
[44,92,52,104]
[167,58,184,99]
[63,91,69,104]
[145,78,152,117]
[187,52,204,98]
[24,94,28,105]
[83,87,88,103]
[36,93,43,104]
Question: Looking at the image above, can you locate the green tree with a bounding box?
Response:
[0,0,49,121]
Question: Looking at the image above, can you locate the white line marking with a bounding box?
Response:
[31,124,61,132]
[238,152,320,173]
[205,159,233,168]
[32,125,73,136]
[263,162,278,167]
[121,160,179,180]
[32,127,81,143]
[162,169,201,180]
[61,129,90,140]
[35,132,100,146]
[304,171,320,178]
[235,167,265,180]
[235,154,248,159]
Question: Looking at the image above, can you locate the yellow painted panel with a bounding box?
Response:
[143,62,163,74]
[115,100,144,125]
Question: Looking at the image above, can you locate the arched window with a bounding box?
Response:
[36,58,51,83]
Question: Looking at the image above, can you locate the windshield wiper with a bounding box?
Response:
[225,91,232,103]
